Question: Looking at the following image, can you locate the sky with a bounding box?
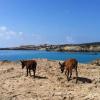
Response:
[0,0,100,47]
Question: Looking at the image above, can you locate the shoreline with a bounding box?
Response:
[0,42,100,52]
[0,49,100,52]
[0,58,100,65]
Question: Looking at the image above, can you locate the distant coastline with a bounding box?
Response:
[0,42,100,52]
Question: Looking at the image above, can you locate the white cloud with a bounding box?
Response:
[19,32,23,36]
[0,26,21,40]
[0,26,43,47]
[66,36,75,44]
[0,26,7,31]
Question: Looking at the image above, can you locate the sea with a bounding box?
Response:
[0,50,100,63]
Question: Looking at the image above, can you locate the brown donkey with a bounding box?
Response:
[20,60,37,78]
[59,58,78,83]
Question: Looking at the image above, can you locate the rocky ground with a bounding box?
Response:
[0,59,100,100]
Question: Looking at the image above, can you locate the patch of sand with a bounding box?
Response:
[0,60,100,100]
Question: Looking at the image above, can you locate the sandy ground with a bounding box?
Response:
[0,59,100,100]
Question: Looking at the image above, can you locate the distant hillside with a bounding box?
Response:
[0,42,100,52]
[78,42,100,46]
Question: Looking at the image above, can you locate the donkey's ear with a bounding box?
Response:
[59,62,62,66]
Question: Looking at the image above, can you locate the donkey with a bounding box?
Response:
[59,58,78,83]
[20,60,37,78]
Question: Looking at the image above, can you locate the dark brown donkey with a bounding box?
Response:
[59,58,78,83]
[20,60,37,78]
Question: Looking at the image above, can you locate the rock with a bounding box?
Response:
[91,59,100,66]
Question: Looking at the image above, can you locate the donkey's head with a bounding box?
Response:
[20,60,26,69]
[59,62,64,73]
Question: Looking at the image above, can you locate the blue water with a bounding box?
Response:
[0,50,100,63]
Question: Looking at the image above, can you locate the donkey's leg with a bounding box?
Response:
[34,70,35,78]
[69,66,72,78]
[26,68,28,76]
[67,70,69,81]
[29,69,31,76]
[33,69,36,78]
[76,68,78,83]
[69,69,72,79]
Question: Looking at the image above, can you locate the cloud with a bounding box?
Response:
[0,26,43,47]
[0,26,18,40]
[65,36,75,44]
[0,26,7,31]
